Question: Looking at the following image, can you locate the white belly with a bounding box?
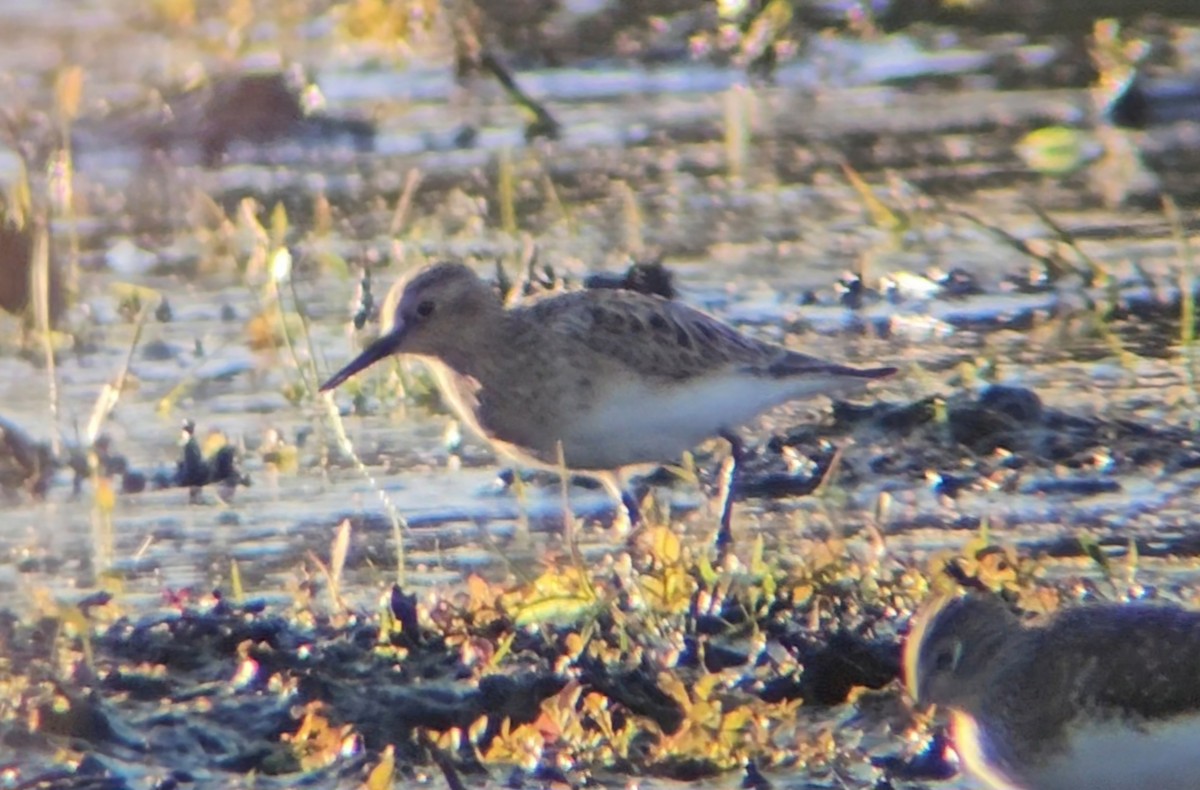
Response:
[558,373,833,469]
[1033,717,1200,790]
[956,710,1200,790]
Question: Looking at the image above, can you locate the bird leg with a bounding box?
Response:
[716,430,745,550]
[621,489,642,528]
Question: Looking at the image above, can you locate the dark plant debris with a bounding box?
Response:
[77,70,375,168]
[3,522,1168,788]
[0,417,249,502]
[0,213,65,328]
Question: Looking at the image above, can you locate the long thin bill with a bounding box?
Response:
[319,330,404,392]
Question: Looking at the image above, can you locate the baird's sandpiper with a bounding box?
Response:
[321,262,894,530]
[905,594,1200,790]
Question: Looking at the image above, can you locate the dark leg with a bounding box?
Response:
[716,430,745,550]
[621,489,642,528]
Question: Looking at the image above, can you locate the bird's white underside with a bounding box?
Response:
[954,709,1200,790]
[559,370,864,469]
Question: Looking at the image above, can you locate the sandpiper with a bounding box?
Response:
[320,262,894,529]
[904,593,1200,790]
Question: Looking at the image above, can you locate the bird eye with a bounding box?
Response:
[415,300,435,318]
[933,641,963,673]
